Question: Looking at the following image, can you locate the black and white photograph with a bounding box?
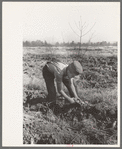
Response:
[2,2,120,147]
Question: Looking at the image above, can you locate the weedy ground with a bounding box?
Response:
[23,46,118,145]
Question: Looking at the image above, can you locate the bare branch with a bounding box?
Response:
[90,32,97,42]
[82,21,86,28]
[79,21,80,29]
[69,23,80,37]
[88,31,97,43]
[82,23,89,31]
[80,16,82,30]
[82,22,96,37]
[74,21,80,31]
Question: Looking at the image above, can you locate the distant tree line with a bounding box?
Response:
[23,40,117,47]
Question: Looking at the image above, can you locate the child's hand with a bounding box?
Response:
[74,97,86,105]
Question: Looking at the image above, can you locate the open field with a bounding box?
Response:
[23,46,117,56]
[23,46,118,145]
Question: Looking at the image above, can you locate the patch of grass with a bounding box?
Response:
[78,87,117,104]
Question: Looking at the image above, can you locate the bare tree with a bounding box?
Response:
[69,16,96,50]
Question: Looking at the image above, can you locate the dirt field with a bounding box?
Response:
[23,46,118,145]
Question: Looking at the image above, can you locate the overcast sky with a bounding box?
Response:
[23,2,120,43]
